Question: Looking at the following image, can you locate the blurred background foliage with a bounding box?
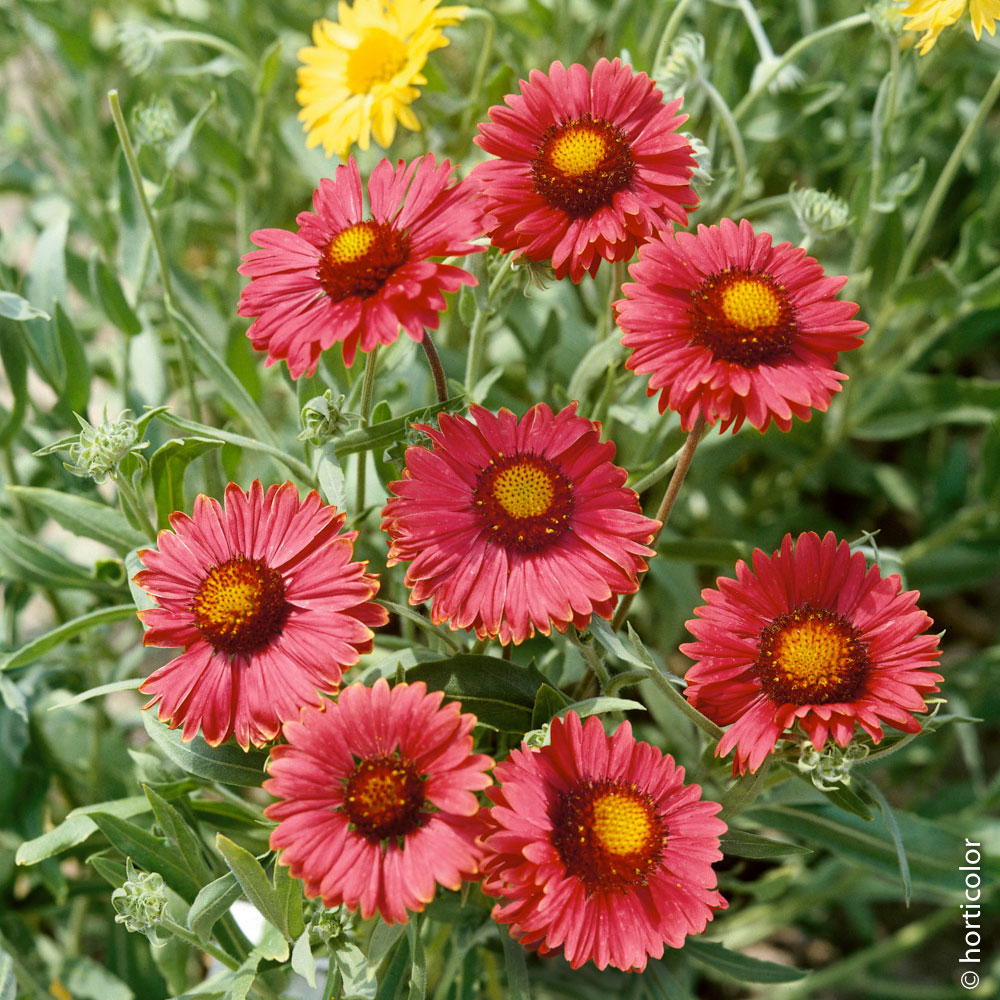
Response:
[0,0,998,998]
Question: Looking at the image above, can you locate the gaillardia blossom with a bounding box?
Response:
[238,154,483,378]
[265,679,494,923]
[899,0,1000,54]
[682,532,943,775]
[471,58,697,282]
[297,0,467,158]
[479,712,727,972]
[381,402,660,644]
[615,218,868,433]
[134,481,387,749]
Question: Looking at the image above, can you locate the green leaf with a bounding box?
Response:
[144,785,214,884]
[90,811,201,900]
[0,604,137,672]
[53,302,90,415]
[0,673,27,721]
[0,520,123,592]
[333,396,464,457]
[558,696,645,719]
[406,920,426,1000]
[684,938,806,983]
[872,158,926,213]
[0,290,50,321]
[655,538,752,564]
[189,872,243,944]
[141,711,268,787]
[405,655,551,733]
[0,945,14,1000]
[530,683,571,729]
[15,797,150,868]
[272,856,305,942]
[498,930,530,1000]
[228,951,261,1000]
[4,487,149,551]
[216,834,293,944]
[47,678,142,709]
[719,830,812,859]
[291,932,316,990]
[60,955,135,1000]
[379,600,462,653]
[567,336,624,405]
[0,333,28,447]
[150,436,223,526]
[89,253,141,336]
[316,447,347,512]
[254,39,284,97]
[165,93,216,170]
[818,782,874,821]
[337,941,378,1000]
[854,777,911,906]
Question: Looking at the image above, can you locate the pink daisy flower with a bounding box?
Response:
[614,218,868,433]
[134,481,387,749]
[237,154,484,377]
[381,402,660,644]
[470,58,697,282]
[681,532,944,775]
[479,712,727,972]
[264,679,494,924]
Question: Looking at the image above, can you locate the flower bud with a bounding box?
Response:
[62,408,148,484]
[111,859,167,935]
[132,96,180,146]
[655,33,705,96]
[116,21,164,74]
[790,186,851,240]
[298,391,357,445]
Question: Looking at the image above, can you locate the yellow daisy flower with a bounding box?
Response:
[898,0,1000,53]
[297,0,468,159]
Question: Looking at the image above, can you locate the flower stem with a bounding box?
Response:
[645,659,723,741]
[356,346,379,514]
[612,414,706,631]
[719,759,771,821]
[421,331,449,403]
[464,252,515,393]
[653,0,696,71]
[116,473,157,539]
[159,916,239,971]
[700,76,748,216]
[458,9,496,145]
[894,62,1000,288]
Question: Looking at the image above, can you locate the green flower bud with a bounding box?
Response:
[298,391,358,445]
[655,33,705,96]
[750,56,805,95]
[790,186,851,240]
[111,859,168,935]
[867,1,906,40]
[116,21,164,74]
[63,408,148,484]
[683,132,713,188]
[132,96,180,146]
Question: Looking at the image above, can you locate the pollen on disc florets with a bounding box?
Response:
[531,113,636,217]
[688,267,798,367]
[473,454,575,552]
[190,555,291,657]
[342,754,428,842]
[550,778,667,894]
[753,603,870,705]
[317,220,410,302]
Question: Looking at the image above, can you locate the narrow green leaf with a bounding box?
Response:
[150,436,223,526]
[0,520,124,592]
[0,333,28,446]
[89,253,141,336]
[53,302,90,415]
[1,604,137,672]
[16,796,150,866]
[228,951,261,1000]
[272,856,305,942]
[406,919,426,1000]
[854,777,912,906]
[144,785,214,884]
[165,93,217,170]
[90,812,201,900]
[0,945,14,1000]
[216,834,291,941]
[559,696,645,719]
[316,448,347,512]
[530,683,571,729]
[405,655,550,733]
[337,941,378,1000]
[379,600,462,653]
[333,396,464,457]
[498,929,531,1000]
[47,678,141,709]
[684,938,806,983]
[567,336,624,404]
[0,291,49,321]
[0,673,27,720]
[719,830,812,860]
[374,937,409,1000]
[5,487,148,552]
[818,782,874,821]
[141,711,268,787]
[189,872,243,944]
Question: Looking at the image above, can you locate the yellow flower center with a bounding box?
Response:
[720,278,782,329]
[551,779,666,893]
[345,30,408,94]
[327,223,378,266]
[473,454,574,552]
[343,754,427,843]
[548,127,610,177]
[191,556,290,656]
[592,791,654,856]
[754,604,870,705]
[688,267,797,367]
[492,462,556,519]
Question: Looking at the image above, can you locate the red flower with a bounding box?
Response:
[682,532,943,774]
[265,679,494,924]
[134,481,387,748]
[381,402,659,644]
[238,154,483,377]
[615,218,867,433]
[471,58,696,282]
[479,712,727,972]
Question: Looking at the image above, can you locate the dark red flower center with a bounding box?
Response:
[473,454,574,552]
[191,555,291,656]
[753,604,870,705]
[317,220,410,302]
[688,268,798,367]
[531,114,636,217]
[342,754,428,842]
[551,779,667,893]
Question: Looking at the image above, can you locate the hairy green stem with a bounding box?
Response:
[421,331,449,403]
[894,63,1000,287]
[653,0,696,71]
[700,76,748,215]
[115,473,156,539]
[458,10,496,144]
[612,415,706,630]
[159,916,239,970]
[738,0,777,60]
[464,252,515,392]
[646,661,724,741]
[356,346,379,514]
